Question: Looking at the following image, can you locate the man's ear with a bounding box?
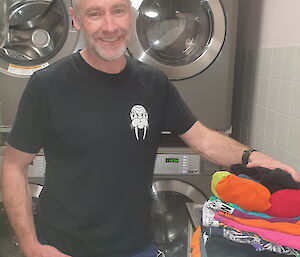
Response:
[69,7,81,31]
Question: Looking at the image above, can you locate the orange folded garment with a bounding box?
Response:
[215,174,271,212]
[190,226,201,257]
[219,211,300,236]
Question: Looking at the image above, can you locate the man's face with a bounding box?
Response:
[71,0,132,61]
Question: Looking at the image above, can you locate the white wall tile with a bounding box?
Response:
[241,100,250,126]
[248,75,255,102]
[256,105,266,136]
[252,132,264,152]
[252,76,260,104]
[234,49,241,75]
[241,125,249,145]
[286,151,300,173]
[282,46,297,80]
[273,145,287,164]
[249,103,258,132]
[233,46,300,169]
[263,139,275,158]
[278,80,292,115]
[270,47,283,79]
[292,46,300,82]
[247,49,255,76]
[288,118,300,156]
[247,129,255,148]
[234,73,243,100]
[275,113,290,148]
[243,75,252,101]
[267,78,281,110]
[290,81,300,120]
[255,49,263,76]
[261,48,272,77]
[258,77,269,107]
[265,109,277,142]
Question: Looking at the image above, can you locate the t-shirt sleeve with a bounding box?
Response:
[162,80,197,134]
[6,73,49,153]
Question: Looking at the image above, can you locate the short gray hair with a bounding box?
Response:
[72,0,80,15]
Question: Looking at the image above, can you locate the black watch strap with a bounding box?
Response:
[242,149,258,165]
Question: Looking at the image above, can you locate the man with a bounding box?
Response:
[1,0,299,257]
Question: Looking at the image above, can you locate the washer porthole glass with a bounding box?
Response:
[136,0,213,66]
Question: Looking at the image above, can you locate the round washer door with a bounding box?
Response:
[151,179,207,257]
[0,0,79,77]
[128,0,226,80]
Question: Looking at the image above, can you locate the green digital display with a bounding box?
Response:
[166,158,179,163]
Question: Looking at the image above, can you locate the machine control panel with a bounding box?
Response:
[154,154,200,175]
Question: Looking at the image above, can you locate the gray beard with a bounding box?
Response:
[92,43,127,61]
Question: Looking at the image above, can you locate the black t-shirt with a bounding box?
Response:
[7,52,197,257]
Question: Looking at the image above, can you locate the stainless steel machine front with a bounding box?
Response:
[128,0,239,130]
[0,0,81,126]
[152,150,214,257]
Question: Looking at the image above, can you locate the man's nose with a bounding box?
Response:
[102,14,117,33]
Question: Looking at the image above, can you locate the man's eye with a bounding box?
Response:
[114,8,125,15]
[89,12,101,17]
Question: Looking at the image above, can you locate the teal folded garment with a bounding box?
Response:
[209,196,300,220]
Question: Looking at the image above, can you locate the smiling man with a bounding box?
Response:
[1,1,300,257]
[71,0,132,72]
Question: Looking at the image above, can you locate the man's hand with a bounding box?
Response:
[22,241,72,257]
[247,151,300,182]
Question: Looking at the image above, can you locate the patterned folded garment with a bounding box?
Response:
[205,226,299,256]
[202,199,300,255]
[214,212,300,251]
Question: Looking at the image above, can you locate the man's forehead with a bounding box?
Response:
[74,0,131,7]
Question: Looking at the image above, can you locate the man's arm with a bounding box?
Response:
[179,121,300,182]
[0,144,71,257]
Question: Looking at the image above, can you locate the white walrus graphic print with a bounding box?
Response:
[130,105,149,140]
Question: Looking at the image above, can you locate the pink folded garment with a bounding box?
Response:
[218,211,300,235]
[263,189,300,218]
[214,212,300,251]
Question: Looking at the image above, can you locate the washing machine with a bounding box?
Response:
[152,147,215,257]
[0,0,83,126]
[128,0,238,130]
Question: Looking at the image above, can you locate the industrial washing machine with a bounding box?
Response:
[152,147,214,257]
[128,0,238,130]
[0,0,83,126]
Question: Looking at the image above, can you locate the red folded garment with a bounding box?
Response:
[264,189,300,218]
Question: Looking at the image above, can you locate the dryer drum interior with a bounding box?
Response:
[0,0,69,66]
[0,184,42,257]
[151,180,207,257]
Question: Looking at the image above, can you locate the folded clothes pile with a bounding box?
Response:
[202,164,300,257]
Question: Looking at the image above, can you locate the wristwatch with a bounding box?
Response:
[242,149,258,165]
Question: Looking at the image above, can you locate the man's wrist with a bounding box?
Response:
[20,238,41,257]
[242,149,258,165]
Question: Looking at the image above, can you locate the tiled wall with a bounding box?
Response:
[232,46,300,173]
